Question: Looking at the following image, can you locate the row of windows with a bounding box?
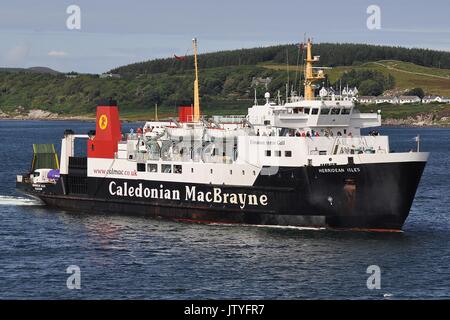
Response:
[294,107,352,115]
[265,150,292,157]
[137,163,257,176]
[137,163,182,174]
[323,108,351,115]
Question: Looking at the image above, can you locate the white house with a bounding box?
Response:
[358,95,422,105]
[375,96,399,104]
[251,77,272,89]
[398,96,421,104]
[357,96,376,104]
[341,86,359,101]
[100,73,121,79]
[422,95,450,104]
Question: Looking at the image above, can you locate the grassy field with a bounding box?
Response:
[261,60,450,97]
[357,102,450,125]
[359,102,442,118]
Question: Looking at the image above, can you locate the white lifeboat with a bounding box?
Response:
[166,126,204,139]
[206,127,247,139]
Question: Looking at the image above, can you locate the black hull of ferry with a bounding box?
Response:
[16,161,427,231]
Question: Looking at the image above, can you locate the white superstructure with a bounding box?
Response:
[82,38,427,188]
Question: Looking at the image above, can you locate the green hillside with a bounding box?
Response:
[329,61,450,96]
[1,43,450,120]
[264,60,450,96]
[111,43,450,76]
[0,67,60,75]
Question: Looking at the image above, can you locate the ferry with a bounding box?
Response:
[16,39,429,231]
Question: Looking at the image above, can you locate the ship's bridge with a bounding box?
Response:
[247,98,381,132]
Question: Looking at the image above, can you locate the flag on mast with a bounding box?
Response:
[174,54,187,61]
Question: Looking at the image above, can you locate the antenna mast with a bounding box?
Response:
[286,48,290,100]
[304,38,325,100]
[193,38,200,122]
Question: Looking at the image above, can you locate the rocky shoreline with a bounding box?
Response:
[382,113,450,127]
[1,108,450,127]
[0,108,94,121]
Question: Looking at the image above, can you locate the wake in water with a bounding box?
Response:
[245,224,326,231]
[0,195,43,206]
[209,222,326,232]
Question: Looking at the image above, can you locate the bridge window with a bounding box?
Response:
[311,108,319,115]
[264,120,271,125]
[265,150,271,157]
[341,108,351,115]
[320,108,330,115]
[137,163,146,172]
[162,164,172,173]
[275,151,282,157]
[304,108,311,114]
[285,151,292,157]
[147,163,158,173]
[331,108,341,115]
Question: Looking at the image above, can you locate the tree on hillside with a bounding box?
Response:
[405,87,425,99]
[358,79,384,96]
[333,69,394,96]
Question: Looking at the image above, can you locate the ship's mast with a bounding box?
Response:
[193,38,200,122]
[304,38,325,100]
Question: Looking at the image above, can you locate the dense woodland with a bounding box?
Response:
[111,43,450,76]
[334,70,395,96]
[0,43,448,116]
